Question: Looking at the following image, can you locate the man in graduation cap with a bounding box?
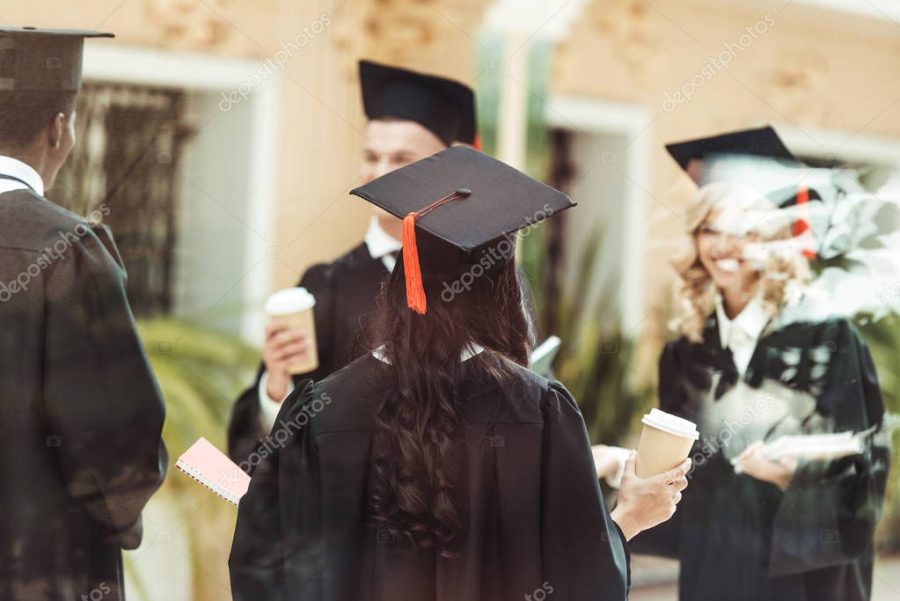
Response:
[227,60,478,466]
[0,27,167,601]
[630,126,889,601]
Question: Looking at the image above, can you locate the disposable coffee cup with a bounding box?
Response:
[635,408,699,478]
[265,287,318,375]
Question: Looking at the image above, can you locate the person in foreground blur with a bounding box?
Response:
[0,27,167,601]
[631,128,889,601]
[227,60,478,466]
[229,147,689,600]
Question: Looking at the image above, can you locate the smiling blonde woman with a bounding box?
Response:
[631,177,890,601]
[671,181,810,343]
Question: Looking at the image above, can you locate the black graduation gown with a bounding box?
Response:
[631,313,889,601]
[0,189,168,601]
[229,354,630,601]
[227,244,388,466]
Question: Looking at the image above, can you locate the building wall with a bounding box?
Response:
[7,0,900,347]
[549,0,900,371]
[4,0,486,302]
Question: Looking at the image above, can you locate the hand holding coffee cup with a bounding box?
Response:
[262,323,309,401]
[611,451,690,541]
[263,288,319,400]
[635,409,699,478]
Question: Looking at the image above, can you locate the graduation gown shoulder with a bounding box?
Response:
[227,243,388,466]
[229,354,630,601]
[0,189,167,601]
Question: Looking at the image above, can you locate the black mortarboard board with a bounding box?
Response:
[666,126,795,184]
[359,60,478,147]
[674,129,822,258]
[0,27,114,92]
[350,146,574,313]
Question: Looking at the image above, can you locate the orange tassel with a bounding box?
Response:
[473,135,482,151]
[400,188,473,314]
[402,213,427,314]
[793,186,816,259]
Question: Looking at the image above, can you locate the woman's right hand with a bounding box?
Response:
[262,322,310,401]
[610,451,690,541]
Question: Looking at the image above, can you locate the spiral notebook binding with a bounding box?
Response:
[176,458,241,505]
[174,437,251,505]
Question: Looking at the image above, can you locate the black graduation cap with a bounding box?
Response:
[666,126,795,184]
[671,127,822,258]
[359,60,478,147]
[350,146,574,314]
[0,26,113,92]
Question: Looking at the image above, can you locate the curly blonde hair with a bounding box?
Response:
[671,182,810,342]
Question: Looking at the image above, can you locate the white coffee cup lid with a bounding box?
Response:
[642,408,699,440]
[265,287,316,315]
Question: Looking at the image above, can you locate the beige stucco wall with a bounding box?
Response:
[267,0,487,288]
[4,0,485,289]
[7,0,900,349]
[549,0,900,373]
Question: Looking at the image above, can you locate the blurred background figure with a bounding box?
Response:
[629,127,890,601]
[4,1,899,599]
[226,60,477,467]
[0,27,167,601]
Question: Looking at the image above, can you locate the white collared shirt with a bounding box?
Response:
[257,371,292,430]
[257,217,404,430]
[256,343,487,432]
[715,294,770,375]
[0,155,45,196]
[603,297,770,490]
[371,343,486,365]
[364,216,402,272]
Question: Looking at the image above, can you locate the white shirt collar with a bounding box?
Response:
[0,156,45,196]
[364,216,402,260]
[715,294,769,350]
[372,343,485,364]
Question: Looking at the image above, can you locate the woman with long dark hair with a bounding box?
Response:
[229,147,688,601]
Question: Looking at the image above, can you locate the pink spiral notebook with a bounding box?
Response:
[175,437,251,505]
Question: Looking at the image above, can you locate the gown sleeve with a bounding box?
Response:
[42,224,167,549]
[229,381,323,601]
[627,342,684,558]
[768,320,890,576]
[226,262,335,467]
[295,262,337,383]
[227,363,268,467]
[541,380,630,600]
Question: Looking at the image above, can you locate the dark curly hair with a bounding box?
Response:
[367,245,533,556]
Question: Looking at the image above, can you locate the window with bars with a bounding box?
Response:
[54,82,189,317]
